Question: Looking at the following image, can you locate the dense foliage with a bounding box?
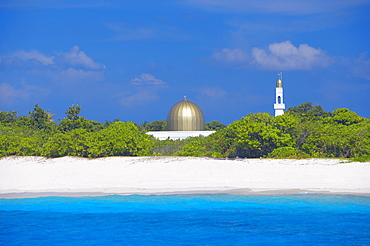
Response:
[0,102,369,160]
[174,103,370,160]
[0,105,154,158]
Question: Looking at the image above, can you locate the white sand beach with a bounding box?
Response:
[0,156,369,198]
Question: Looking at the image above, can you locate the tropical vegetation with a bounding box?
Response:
[0,102,369,161]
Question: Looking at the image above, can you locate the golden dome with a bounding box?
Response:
[276,79,282,88]
[167,97,204,131]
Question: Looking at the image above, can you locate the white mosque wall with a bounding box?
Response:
[146,131,215,140]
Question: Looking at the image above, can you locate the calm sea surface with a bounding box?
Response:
[1,194,369,245]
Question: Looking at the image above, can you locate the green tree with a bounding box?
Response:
[204,121,226,131]
[1,100,368,160]
[65,104,82,120]
[151,138,193,156]
[58,118,103,132]
[134,122,145,131]
[175,133,227,158]
[175,136,217,157]
[324,108,365,126]
[226,113,294,157]
[268,147,308,159]
[0,111,18,123]
[29,104,54,130]
[177,113,295,158]
[352,119,370,157]
[58,105,103,132]
[299,117,370,158]
[0,135,22,157]
[145,120,167,131]
[88,121,154,157]
[0,134,42,157]
[286,102,331,121]
[104,119,120,128]
[42,129,90,157]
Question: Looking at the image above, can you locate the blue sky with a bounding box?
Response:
[1,0,369,124]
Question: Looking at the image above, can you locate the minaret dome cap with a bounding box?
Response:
[276,79,282,88]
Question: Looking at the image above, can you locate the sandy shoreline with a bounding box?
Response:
[1,156,369,198]
[3,189,370,199]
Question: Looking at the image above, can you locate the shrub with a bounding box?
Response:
[268,147,308,159]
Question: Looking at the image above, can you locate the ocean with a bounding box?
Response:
[1,194,369,245]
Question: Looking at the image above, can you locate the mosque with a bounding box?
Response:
[146,95,214,140]
[147,74,285,140]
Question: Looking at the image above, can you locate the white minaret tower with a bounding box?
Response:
[274,73,285,117]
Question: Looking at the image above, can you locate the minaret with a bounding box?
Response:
[274,73,285,117]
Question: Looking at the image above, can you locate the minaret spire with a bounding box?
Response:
[274,73,285,116]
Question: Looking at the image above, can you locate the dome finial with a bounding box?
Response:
[184,95,187,101]
[276,72,283,88]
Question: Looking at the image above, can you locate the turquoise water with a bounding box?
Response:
[1,194,369,245]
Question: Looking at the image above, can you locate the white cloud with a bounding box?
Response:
[0,50,54,70]
[58,46,105,70]
[0,46,106,82]
[0,1,110,9]
[121,73,168,107]
[186,0,369,15]
[130,73,167,86]
[12,50,54,65]
[106,23,190,41]
[120,73,167,107]
[107,23,156,41]
[251,41,330,70]
[211,41,331,70]
[0,82,50,104]
[0,83,27,103]
[353,53,370,81]
[212,48,248,63]
[199,87,228,98]
[57,68,105,82]
[119,91,160,107]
